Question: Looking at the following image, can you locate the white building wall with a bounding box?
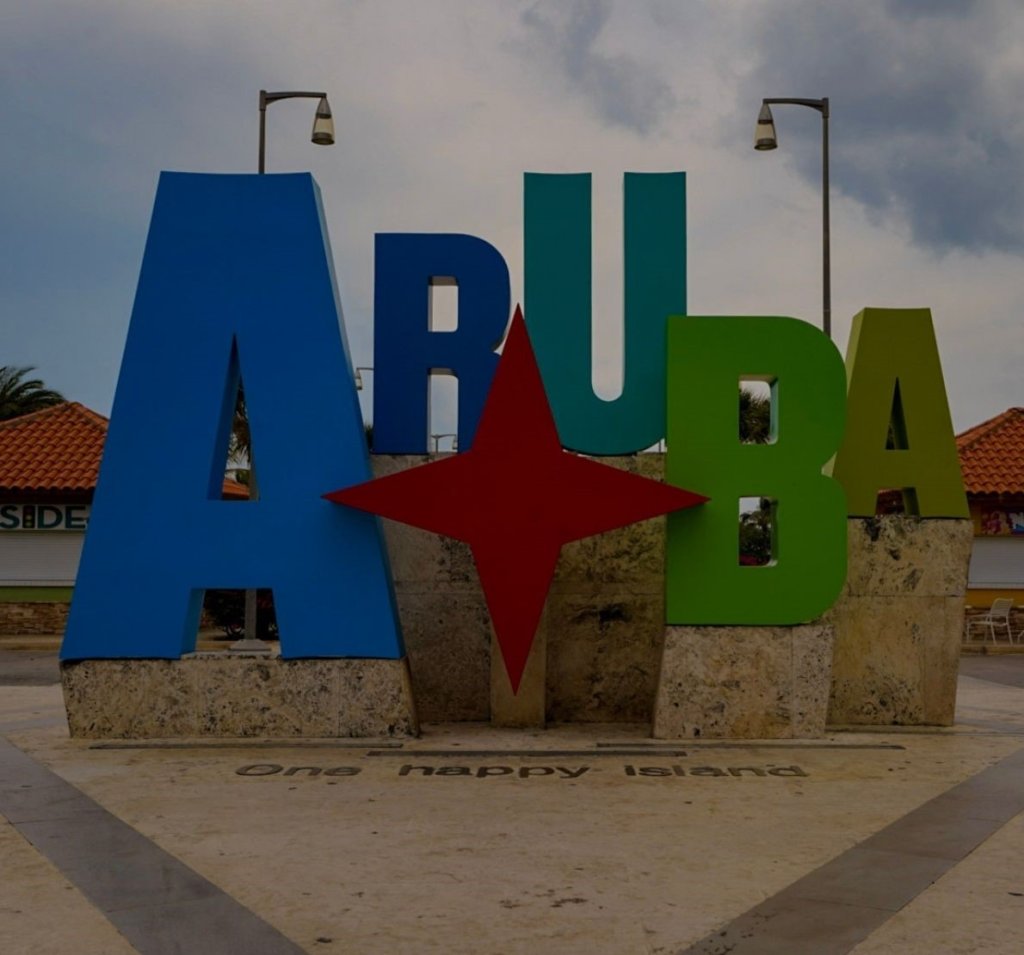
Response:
[0,532,84,586]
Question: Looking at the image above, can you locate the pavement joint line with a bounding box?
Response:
[828,724,968,735]
[676,743,1024,954]
[595,741,907,750]
[79,741,910,755]
[954,720,1024,736]
[366,748,695,758]
[0,716,67,732]
[362,745,906,758]
[88,739,406,750]
[0,735,306,955]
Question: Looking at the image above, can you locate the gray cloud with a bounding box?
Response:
[519,0,675,135]
[737,0,1024,255]
[0,4,264,413]
[885,0,979,22]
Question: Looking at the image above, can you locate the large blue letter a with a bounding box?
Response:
[62,173,402,660]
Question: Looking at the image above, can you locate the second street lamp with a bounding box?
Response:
[258,90,335,174]
[234,88,336,652]
[755,96,831,339]
[431,433,458,453]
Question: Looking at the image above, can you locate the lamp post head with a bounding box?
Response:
[755,102,778,151]
[312,96,334,145]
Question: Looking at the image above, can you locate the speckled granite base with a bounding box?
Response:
[826,517,972,727]
[61,655,418,739]
[652,624,834,739]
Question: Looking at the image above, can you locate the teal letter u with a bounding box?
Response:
[524,172,686,454]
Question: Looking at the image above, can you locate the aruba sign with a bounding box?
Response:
[60,172,967,689]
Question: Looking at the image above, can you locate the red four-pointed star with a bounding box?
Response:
[325,307,707,692]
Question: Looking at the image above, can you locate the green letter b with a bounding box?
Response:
[665,316,847,624]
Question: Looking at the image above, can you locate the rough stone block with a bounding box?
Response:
[553,517,666,594]
[652,624,834,739]
[491,626,546,728]
[61,659,196,738]
[827,595,963,726]
[553,454,667,591]
[792,624,837,737]
[843,516,973,597]
[195,657,339,737]
[923,597,964,725]
[395,592,491,723]
[334,659,419,738]
[828,516,971,727]
[378,517,448,589]
[61,656,418,739]
[545,592,665,723]
[372,456,478,592]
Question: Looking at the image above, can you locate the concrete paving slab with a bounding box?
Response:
[678,743,1024,953]
[110,895,306,955]
[779,846,951,912]
[0,648,60,686]
[0,819,138,955]
[848,815,1024,955]
[0,732,307,954]
[960,654,1024,688]
[0,670,1023,953]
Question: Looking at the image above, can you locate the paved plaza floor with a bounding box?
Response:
[2,642,1024,954]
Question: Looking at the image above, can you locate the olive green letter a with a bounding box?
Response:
[831,308,967,518]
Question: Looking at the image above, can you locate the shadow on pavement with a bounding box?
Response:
[958,654,1024,689]
[0,649,60,686]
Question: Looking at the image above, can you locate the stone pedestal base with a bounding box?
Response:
[377,454,668,724]
[491,629,546,728]
[827,596,963,726]
[61,654,419,739]
[826,517,972,727]
[652,624,834,739]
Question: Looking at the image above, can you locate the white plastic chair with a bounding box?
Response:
[964,598,1014,644]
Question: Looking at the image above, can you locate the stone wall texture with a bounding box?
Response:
[652,624,834,739]
[61,655,418,739]
[53,458,973,737]
[377,454,667,724]
[0,601,69,635]
[826,516,973,726]
[377,461,973,732]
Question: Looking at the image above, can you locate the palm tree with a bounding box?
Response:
[227,385,251,483]
[739,387,771,443]
[0,366,64,421]
[228,383,373,477]
[739,387,772,565]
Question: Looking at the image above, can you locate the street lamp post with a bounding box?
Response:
[258,90,335,174]
[755,97,831,339]
[431,433,458,453]
[233,89,336,652]
[354,367,374,450]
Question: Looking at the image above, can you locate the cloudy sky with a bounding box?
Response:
[2,0,1021,438]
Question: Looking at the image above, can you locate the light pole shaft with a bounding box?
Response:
[821,99,831,339]
[258,102,267,174]
[762,96,831,338]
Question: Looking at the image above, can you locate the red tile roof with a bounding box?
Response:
[0,401,251,499]
[0,402,107,492]
[6,400,1011,498]
[222,477,250,500]
[957,408,1024,496]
